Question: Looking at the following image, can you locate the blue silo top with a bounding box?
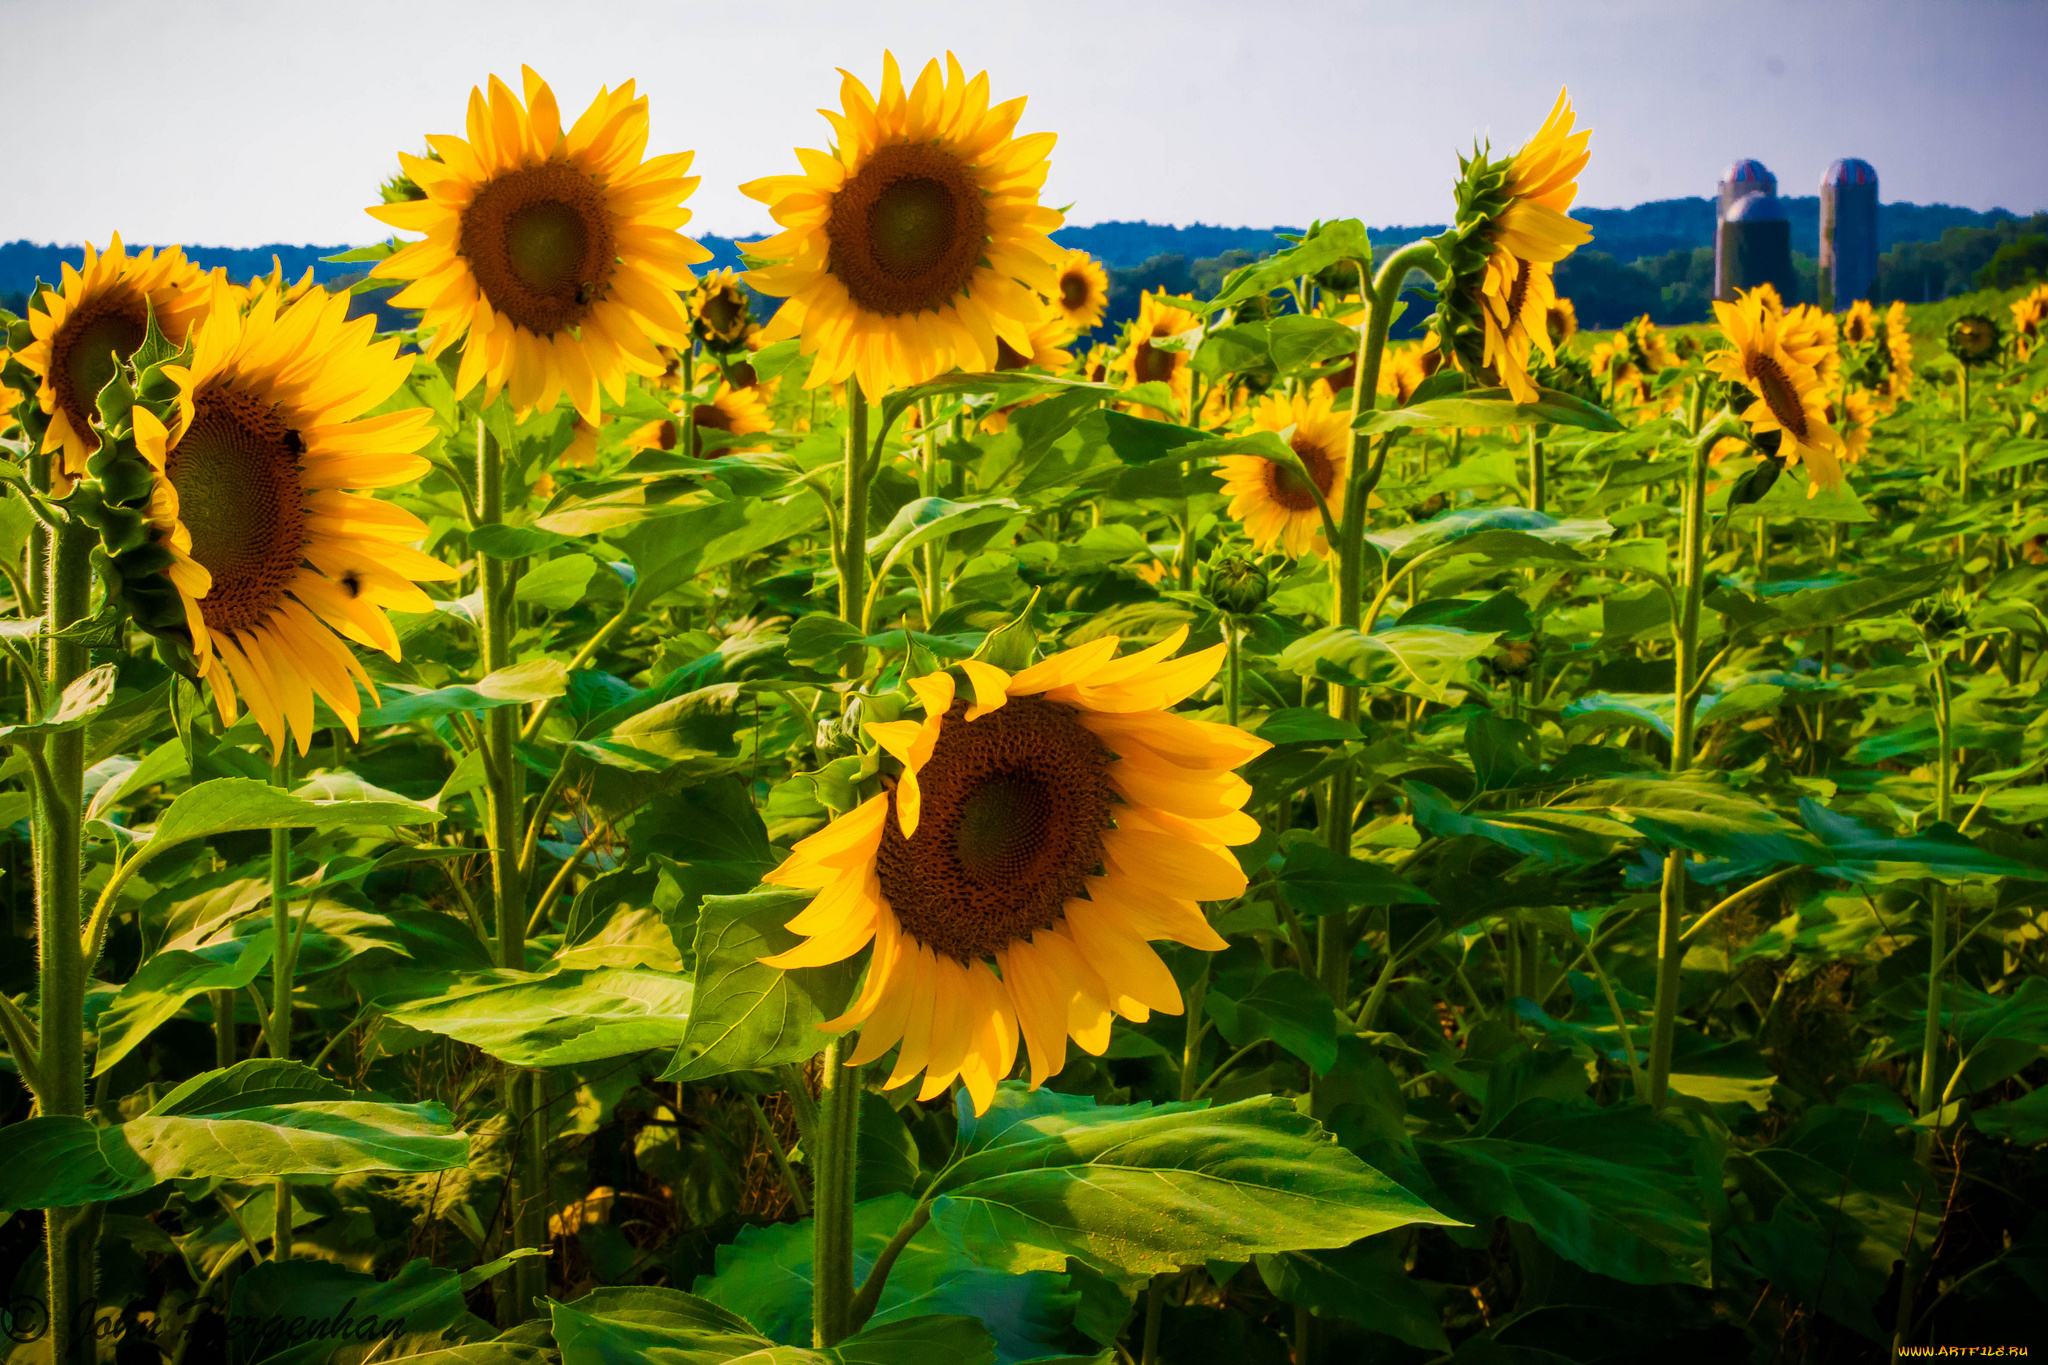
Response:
[1723,159,1776,191]
[1824,158,1877,187]
[1725,193,1790,222]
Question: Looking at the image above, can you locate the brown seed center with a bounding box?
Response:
[1751,353,1809,438]
[1263,436,1339,513]
[165,386,308,636]
[875,696,1114,963]
[826,142,989,317]
[459,161,617,336]
[50,287,149,452]
[1060,271,1090,311]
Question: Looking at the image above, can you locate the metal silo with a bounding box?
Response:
[1719,192,1797,303]
[1715,160,1777,301]
[1820,158,1879,308]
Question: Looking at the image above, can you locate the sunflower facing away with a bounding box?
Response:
[742,52,1065,398]
[131,281,458,757]
[1219,387,1350,558]
[16,235,216,485]
[369,67,711,423]
[691,267,755,351]
[1051,248,1109,334]
[1706,286,1845,493]
[759,631,1267,1112]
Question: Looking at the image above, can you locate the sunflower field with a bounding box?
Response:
[3,55,2048,1365]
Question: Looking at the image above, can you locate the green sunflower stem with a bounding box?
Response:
[38,513,94,1365]
[476,416,542,1323]
[267,746,295,1262]
[1527,424,1546,515]
[811,1037,864,1348]
[839,381,870,633]
[1648,421,1717,1111]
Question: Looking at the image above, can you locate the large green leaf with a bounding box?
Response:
[694,1192,1065,1361]
[381,967,695,1067]
[1414,1098,1714,1287]
[146,1059,349,1116]
[1205,958,1342,1076]
[1280,625,1499,701]
[140,777,441,859]
[1356,387,1622,435]
[0,661,117,745]
[1208,220,1371,313]
[1254,1235,1450,1351]
[552,1284,999,1365]
[360,660,568,726]
[1276,840,1434,917]
[93,927,277,1075]
[1797,799,2038,883]
[0,1101,469,1210]
[226,1255,471,1365]
[662,888,856,1082]
[923,1090,1460,1276]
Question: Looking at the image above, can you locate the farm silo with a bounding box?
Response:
[1820,158,1879,307]
[1719,192,1797,302]
[1715,160,1777,301]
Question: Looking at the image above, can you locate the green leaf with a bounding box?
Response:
[361,659,569,725]
[382,967,695,1067]
[547,1286,777,1365]
[1254,709,1361,745]
[145,1059,349,1117]
[1265,315,1360,373]
[1205,958,1342,1075]
[1100,410,1203,466]
[143,777,440,858]
[1729,561,1952,641]
[226,1255,469,1365]
[514,553,599,610]
[1357,386,1622,435]
[1208,220,1372,313]
[787,614,866,668]
[663,888,856,1082]
[0,661,117,746]
[1280,625,1499,701]
[1971,1086,2048,1143]
[1404,782,1618,866]
[469,522,577,559]
[1798,800,2038,883]
[867,497,1027,585]
[924,1090,1460,1276]
[693,1192,1064,1359]
[1718,467,1874,523]
[1255,1236,1450,1351]
[1276,840,1434,917]
[0,1101,469,1210]
[93,928,277,1075]
[1415,1098,1714,1286]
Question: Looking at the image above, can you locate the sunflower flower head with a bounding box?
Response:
[742,52,1065,399]
[1218,386,1350,558]
[1119,292,1201,419]
[1051,249,1110,335]
[758,629,1267,1113]
[113,279,458,758]
[13,235,218,488]
[2011,284,2048,359]
[368,66,711,423]
[1427,89,1593,402]
[1946,313,2002,367]
[691,268,755,352]
[1883,301,1915,400]
[1705,285,1847,495]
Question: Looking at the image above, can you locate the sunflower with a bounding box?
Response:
[691,267,754,351]
[1828,387,1877,463]
[742,52,1064,398]
[1051,248,1109,334]
[130,281,458,758]
[1778,297,1842,391]
[368,67,710,423]
[982,305,1076,432]
[758,630,1266,1112]
[561,415,604,467]
[1376,337,1442,406]
[1545,296,1578,351]
[15,235,216,486]
[1946,313,2001,366]
[1840,299,1878,346]
[1884,301,1915,399]
[1705,286,1845,492]
[1120,292,1201,419]
[1219,387,1350,558]
[689,383,773,453]
[1433,90,1593,402]
[2010,284,2048,359]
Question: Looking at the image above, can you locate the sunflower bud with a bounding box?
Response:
[1202,549,1269,616]
[1945,314,2001,367]
[1489,639,1540,679]
[1908,591,1969,641]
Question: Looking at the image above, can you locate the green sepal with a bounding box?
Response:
[5,317,31,352]
[130,298,180,374]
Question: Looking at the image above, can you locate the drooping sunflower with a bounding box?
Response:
[1705,286,1846,492]
[1946,313,2002,366]
[759,630,1266,1112]
[1219,387,1350,558]
[1432,90,1594,402]
[129,281,458,757]
[15,235,216,485]
[1120,292,1201,419]
[1051,248,1109,334]
[742,52,1064,398]
[368,67,710,422]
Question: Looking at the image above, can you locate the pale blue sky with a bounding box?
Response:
[5,0,2043,247]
